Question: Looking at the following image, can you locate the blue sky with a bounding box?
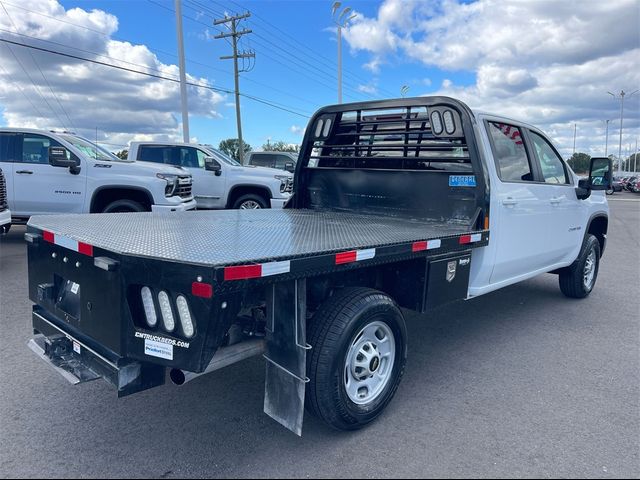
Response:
[1,0,639,158]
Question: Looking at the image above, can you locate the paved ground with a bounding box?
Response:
[1,193,638,479]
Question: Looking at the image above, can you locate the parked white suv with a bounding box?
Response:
[128,142,293,209]
[0,129,196,222]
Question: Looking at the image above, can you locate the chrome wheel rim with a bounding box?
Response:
[239,200,261,209]
[583,247,596,290]
[344,321,395,405]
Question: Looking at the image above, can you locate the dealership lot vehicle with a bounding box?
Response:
[128,142,293,209]
[0,129,196,224]
[246,151,297,172]
[24,97,612,436]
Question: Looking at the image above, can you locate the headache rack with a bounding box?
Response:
[0,168,7,212]
[292,97,488,229]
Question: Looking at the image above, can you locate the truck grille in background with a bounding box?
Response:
[0,169,7,212]
[176,176,193,199]
[307,105,471,172]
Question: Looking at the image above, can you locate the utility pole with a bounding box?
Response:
[175,0,189,143]
[604,119,611,157]
[214,12,254,164]
[608,89,639,175]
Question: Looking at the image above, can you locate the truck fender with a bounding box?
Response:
[90,185,154,213]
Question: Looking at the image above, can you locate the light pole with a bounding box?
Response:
[608,89,639,175]
[174,0,189,143]
[604,119,612,157]
[573,123,577,155]
[332,2,356,104]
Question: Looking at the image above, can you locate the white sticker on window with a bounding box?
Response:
[73,341,81,354]
[144,339,173,360]
[70,282,80,294]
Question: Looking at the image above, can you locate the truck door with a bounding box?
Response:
[526,130,584,265]
[486,121,555,284]
[12,133,86,215]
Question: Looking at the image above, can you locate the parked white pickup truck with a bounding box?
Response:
[128,142,293,209]
[0,128,196,225]
[24,97,612,435]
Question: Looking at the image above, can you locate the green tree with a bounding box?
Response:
[567,152,591,174]
[114,149,128,160]
[219,138,252,162]
[261,140,300,153]
[623,153,640,172]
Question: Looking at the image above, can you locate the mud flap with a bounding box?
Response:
[263,278,310,436]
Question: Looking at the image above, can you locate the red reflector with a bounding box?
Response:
[335,251,357,265]
[224,264,262,281]
[43,231,54,243]
[412,241,427,252]
[78,242,93,257]
[459,235,472,244]
[192,282,213,298]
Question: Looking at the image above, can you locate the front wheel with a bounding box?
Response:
[306,287,407,431]
[606,188,614,195]
[102,199,147,213]
[232,194,268,209]
[559,234,601,298]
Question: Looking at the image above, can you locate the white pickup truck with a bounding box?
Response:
[24,97,612,435]
[0,128,196,227]
[128,142,293,209]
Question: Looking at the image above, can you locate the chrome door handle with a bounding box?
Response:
[16,170,33,174]
[502,198,518,206]
[550,196,563,205]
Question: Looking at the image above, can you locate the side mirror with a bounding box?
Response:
[49,146,78,168]
[284,161,295,173]
[204,157,222,176]
[588,157,612,191]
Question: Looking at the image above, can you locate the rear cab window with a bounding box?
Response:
[486,122,533,182]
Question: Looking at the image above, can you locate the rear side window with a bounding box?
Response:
[20,134,64,164]
[0,133,16,162]
[487,122,533,182]
[250,153,275,167]
[139,146,173,164]
[529,131,568,184]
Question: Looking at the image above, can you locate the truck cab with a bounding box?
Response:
[0,129,196,222]
[128,142,293,209]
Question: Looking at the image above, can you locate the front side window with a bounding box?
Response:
[0,133,16,162]
[178,147,200,168]
[20,134,63,164]
[274,154,293,169]
[196,149,208,168]
[529,131,568,184]
[58,135,120,162]
[487,122,533,182]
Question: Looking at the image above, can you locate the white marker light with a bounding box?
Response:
[141,287,157,327]
[443,110,456,134]
[431,111,443,135]
[176,295,194,338]
[158,291,175,332]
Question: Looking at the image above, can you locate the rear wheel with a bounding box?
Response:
[0,223,10,234]
[606,188,614,195]
[102,199,147,213]
[559,234,600,298]
[306,287,407,431]
[232,194,268,209]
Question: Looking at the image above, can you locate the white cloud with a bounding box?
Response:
[343,0,640,158]
[290,125,305,136]
[0,0,224,144]
[357,84,378,95]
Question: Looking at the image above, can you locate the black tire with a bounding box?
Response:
[559,234,601,299]
[606,188,614,195]
[0,223,10,234]
[306,287,407,431]
[232,193,268,209]
[101,199,147,213]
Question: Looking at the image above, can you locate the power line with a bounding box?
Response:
[0,62,47,119]
[0,37,311,118]
[1,1,75,129]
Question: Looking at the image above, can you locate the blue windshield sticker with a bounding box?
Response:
[449,175,477,187]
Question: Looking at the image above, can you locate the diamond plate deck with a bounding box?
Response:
[28,210,478,267]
